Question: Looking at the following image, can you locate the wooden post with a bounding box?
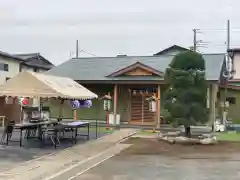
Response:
[141,93,144,125]
[106,92,111,130]
[113,84,118,126]
[157,84,161,129]
[128,89,132,124]
[74,109,77,121]
[59,99,65,120]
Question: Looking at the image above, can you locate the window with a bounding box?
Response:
[4,64,8,71]
[5,77,10,81]
[0,63,9,71]
[226,97,236,105]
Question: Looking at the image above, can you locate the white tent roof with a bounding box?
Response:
[0,71,98,99]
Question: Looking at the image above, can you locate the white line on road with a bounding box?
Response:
[67,152,116,180]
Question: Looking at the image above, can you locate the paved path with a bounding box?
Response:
[0,127,106,172]
[0,128,136,180]
[74,154,240,180]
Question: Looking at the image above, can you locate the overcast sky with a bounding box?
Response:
[0,0,238,65]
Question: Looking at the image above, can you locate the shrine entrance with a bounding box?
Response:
[129,87,157,125]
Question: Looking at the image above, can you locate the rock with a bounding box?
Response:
[162,136,168,141]
[201,134,214,138]
[200,136,218,145]
[166,131,180,137]
[175,136,199,144]
[159,132,166,138]
[166,137,175,144]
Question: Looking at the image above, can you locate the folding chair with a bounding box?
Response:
[25,127,38,139]
[0,121,15,145]
[42,125,60,149]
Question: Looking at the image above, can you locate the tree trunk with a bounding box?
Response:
[185,126,191,138]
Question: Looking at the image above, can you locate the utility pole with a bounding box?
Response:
[192,28,209,51]
[193,29,197,52]
[76,40,79,58]
[74,39,79,121]
[222,20,231,126]
[227,20,230,51]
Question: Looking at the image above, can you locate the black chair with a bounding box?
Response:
[42,124,60,149]
[57,117,62,122]
[24,127,38,139]
[0,121,15,145]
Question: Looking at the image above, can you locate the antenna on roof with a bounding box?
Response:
[76,40,79,58]
[117,54,127,57]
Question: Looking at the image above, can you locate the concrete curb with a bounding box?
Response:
[118,132,137,143]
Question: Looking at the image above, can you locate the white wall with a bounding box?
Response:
[0,57,20,84]
[0,58,49,85]
[232,52,240,79]
[21,65,33,72]
[21,65,48,73]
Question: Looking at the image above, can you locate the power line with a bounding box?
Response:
[197,28,240,32]
[79,49,98,57]
[72,39,98,58]
[192,28,209,52]
[70,50,98,58]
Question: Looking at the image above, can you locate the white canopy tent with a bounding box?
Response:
[0,71,98,100]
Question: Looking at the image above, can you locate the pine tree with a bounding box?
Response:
[164,51,208,137]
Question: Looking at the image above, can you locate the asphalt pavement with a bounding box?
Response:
[74,154,240,180]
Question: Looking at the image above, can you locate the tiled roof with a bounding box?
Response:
[0,51,24,61]
[154,45,190,55]
[46,54,225,81]
[14,53,54,70]
[14,53,40,60]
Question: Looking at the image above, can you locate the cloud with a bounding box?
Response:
[0,0,235,64]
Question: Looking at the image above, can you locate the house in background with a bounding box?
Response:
[0,51,24,84]
[46,45,223,126]
[0,51,54,122]
[216,48,240,123]
[0,51,54,84]
[154,45,190,56]
[14,53,54,73]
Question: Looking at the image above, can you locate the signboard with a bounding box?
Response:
[104,100,111,111]
[149,101,156,112]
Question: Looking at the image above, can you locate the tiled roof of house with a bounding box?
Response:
[0,51,24,61]
[46,53,225,81]
[154,45,190,55]
[14,53,40,60]
[14,53,54,70]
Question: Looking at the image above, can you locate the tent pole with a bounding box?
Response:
[20,105,23,124]
[58,99,64,121]
[39,97,43,121]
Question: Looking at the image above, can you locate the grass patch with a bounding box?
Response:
[217,131,240,142]
[232,119,240,124]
